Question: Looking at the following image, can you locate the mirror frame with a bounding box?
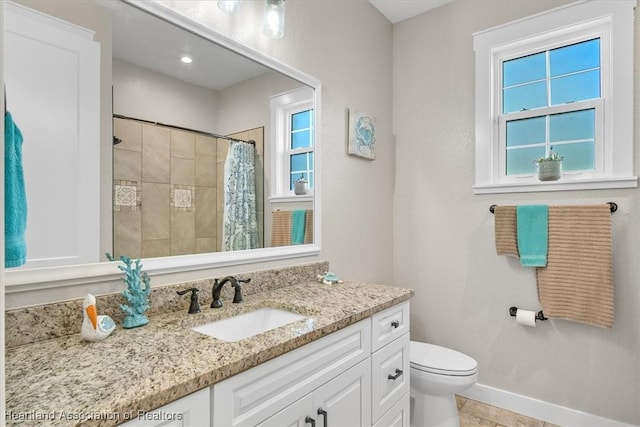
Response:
[4,0,322,293]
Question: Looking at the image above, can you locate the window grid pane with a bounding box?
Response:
[502,38,600,114]
[289,152,313,190]
[288,109,314,190]
[505,108,596,175]
[502,38,600,175]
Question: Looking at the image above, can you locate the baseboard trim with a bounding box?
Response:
[459,383,638,427]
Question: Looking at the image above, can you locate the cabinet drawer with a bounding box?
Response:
[371,302,410,352]
[213,319,371,426]
[373,391,410,427]
[371,332,410,423]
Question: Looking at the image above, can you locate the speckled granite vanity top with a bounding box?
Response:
[5,279,413,426]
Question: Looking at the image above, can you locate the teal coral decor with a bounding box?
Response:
[108,254,151,328]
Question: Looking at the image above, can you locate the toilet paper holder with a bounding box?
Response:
[509,306,547,321]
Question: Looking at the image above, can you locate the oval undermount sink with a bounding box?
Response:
[192,308,307,342]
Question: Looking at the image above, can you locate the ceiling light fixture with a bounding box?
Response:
[180,56,193,64]
[263,0,285,39]
[218,0,241,13]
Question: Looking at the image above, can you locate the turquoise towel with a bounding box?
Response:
[291,210,306,245]
[516,205,548,267]
[4,111,27,268]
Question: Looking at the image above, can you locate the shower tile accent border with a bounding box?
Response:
[4,261,329,349]
[113,180,142,211]
[171,184,195,211]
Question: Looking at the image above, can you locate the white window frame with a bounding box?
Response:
[269,87,315,200]
[473,0,636,194]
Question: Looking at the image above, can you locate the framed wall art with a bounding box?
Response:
[347,110,376,160]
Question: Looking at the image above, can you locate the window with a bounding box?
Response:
[473,1,636,193]
[270,87,315,198]
[289,109,314,191]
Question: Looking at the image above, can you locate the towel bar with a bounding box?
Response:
[509,306,547,321]
[490,202,617,214]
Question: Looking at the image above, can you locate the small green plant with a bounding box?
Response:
[534,147,563,163]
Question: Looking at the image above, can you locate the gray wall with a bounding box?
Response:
[393,1,639,424]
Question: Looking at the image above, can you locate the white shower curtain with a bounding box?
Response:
[222,141,259,251]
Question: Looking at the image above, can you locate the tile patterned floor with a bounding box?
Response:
[457,396,561,427]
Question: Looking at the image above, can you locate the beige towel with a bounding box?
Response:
[271,210,314,247]
[271,210,293,247]
[494,205,519,258]
[536,205,613,328]
[304,210,314,244]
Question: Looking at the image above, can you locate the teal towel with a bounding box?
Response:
[4,111,27,268]
[291,210,306,245]
[516,205,548,267]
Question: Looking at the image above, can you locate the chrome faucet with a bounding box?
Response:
[211,276,251,308]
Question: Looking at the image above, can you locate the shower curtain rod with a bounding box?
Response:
[113,114,255,145]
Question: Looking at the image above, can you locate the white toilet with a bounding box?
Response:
[410,341,478,427]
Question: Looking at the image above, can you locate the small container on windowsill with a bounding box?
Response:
[536,159,562,181]
[294,177,307,195]
[534,148,563,182]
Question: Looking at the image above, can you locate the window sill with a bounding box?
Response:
[269,194,314,203]
[473,176,638,194]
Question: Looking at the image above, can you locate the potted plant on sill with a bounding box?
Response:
[294,175,308,195]
[534,148,563,181]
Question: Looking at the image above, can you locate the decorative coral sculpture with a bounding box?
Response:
[109,254,151,328]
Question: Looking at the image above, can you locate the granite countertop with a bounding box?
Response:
[5,280,413,427]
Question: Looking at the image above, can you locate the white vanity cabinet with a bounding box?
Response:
[213,301,411,427]
[212,319,371,426]
[122,301,411,427]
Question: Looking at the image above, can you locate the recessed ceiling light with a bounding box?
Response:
[180,56,193,64]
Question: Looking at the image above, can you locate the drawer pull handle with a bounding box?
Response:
[388,368,403,380]
[317,408,328,427]
[305,416,316,427]
[391,320,400,328]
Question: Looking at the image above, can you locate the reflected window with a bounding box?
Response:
[270,87,314,197]
[289,110,314,190]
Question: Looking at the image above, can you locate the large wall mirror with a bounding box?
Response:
[3,0,321,292]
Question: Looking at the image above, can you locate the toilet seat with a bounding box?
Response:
[410,341,477,376]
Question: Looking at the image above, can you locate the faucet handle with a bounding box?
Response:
[176,288,201,314]
[232,277,250,304]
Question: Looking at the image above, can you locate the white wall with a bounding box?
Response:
[393,1,640,424]
[113,59,220,133]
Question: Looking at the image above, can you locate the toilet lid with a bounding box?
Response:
[410,341,478,376]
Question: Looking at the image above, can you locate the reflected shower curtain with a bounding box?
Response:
[222,141,259,251]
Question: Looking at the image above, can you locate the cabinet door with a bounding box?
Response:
[256,394,313,427]
[258,358,372,427]
[372,392,409,427]
[314,358,372,427]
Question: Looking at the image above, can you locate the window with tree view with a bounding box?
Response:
[502,38,600,176]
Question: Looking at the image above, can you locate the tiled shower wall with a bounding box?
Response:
[112,117,264,259]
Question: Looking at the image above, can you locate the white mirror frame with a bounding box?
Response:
[4,0,321,293]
